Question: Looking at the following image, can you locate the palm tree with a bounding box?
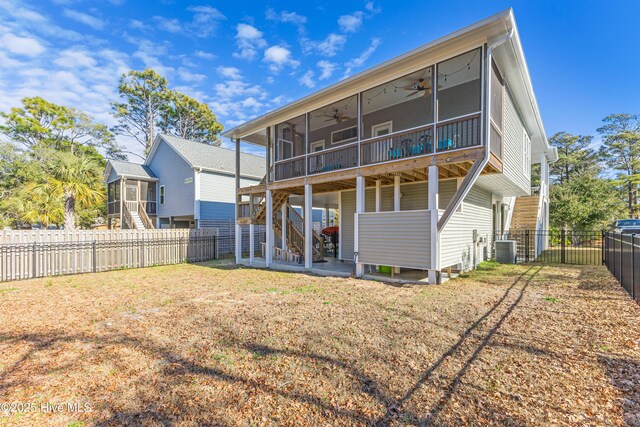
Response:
[3,184,64,228]
[37,152,105,230]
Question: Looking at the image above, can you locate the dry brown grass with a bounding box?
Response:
[0,260,639,426]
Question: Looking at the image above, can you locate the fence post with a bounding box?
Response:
[32,241,37,279]
[525,230,530,262]
[560,229,566,264]
[141,236,145,268]
[92,240,97,273]
[602,231,606,266]
[632,234,636,301]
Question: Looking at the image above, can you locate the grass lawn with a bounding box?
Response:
[1,261,640,426]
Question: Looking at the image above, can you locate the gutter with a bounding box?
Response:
[437,25,514,233]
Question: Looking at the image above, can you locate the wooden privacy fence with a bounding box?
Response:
[0,229,218,282]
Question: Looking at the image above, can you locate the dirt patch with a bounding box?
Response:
[0,261,639,426]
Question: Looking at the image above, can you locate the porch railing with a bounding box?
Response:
[308,142,358,175]
[360,124,434,166]
[274,156,306,181]
[270,112,482,182]
[436,113,481,152]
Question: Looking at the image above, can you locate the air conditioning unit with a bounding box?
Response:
[495,240,517,264]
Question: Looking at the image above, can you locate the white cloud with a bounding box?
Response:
[317,60,336,80]
[63,9,105,30]
[338,12,363,33]
[178,67,206,83]
[217,66,241,80]
[302,33,346,57]
[263,45,299,72]
[241,96,263,109]
[233,23,266,60]
[298,70,315,88]
[365,1,382,14]
[266,9,307,33]
[344,37,381,76]
[187,5,226,37]
[54,49,97,68]
[129,19,146,30]
[153,16,181,33]
[214,80,262,99]
[195,50,215,60]
[0,33,45,56]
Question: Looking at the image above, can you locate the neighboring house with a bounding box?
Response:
[223,9,558,283]
[105,134,265,229]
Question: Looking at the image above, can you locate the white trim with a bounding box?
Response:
[310,139,325,152]
[331,126,358,145]
[193,169,201,221]
[371,121,393,137]
[277,138,294,162]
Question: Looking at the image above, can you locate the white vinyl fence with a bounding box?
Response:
[0,229,218,282]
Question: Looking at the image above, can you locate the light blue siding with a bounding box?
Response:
[148,140,195,218]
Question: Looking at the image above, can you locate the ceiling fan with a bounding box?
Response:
[403,78,433,97]
[324,108,354,123]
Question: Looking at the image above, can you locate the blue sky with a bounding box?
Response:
[1,0,638,158]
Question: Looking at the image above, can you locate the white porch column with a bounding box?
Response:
[281,203,288,251]
[235,138,242,263]
[304,183,313,268]
[265,189,273,267]
[393,175,401,274]
[393,175,401,211]
[428,165,439,284]
[355,175,365,277]
[375,180,382,212]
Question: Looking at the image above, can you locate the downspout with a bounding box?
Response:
[437,25,514,233]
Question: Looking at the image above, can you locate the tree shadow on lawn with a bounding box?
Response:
[0,266,545,426]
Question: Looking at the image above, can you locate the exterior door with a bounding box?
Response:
[126,184,138,212]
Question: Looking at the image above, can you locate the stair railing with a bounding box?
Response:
[138,201,155,229]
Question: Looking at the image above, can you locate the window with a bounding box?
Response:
[371,121,393,137]
[159,185,165,205]
[310,140,325,152]
[331,126,357,144]
[278,139,293,160]
[275,114,306,161]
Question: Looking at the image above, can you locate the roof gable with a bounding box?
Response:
[105,159,157,181]
[146,134,265,179]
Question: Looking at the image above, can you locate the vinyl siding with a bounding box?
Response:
[148,140,195,218]
[439,183,493,270]
[341,179,491,268]
[358,211,431,268]
[199,172,260,221]
[501,88,530,191]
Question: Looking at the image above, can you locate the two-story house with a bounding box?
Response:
[227,10,556,283]
[105,134,266,229]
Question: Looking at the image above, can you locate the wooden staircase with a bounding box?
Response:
[510,196,539,231]
[250,191,324,263]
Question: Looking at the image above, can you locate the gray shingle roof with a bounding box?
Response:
[158,134,266,179]
[108,160,157,179]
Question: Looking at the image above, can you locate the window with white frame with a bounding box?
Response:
[371,121,393,137]
[331,126,357,144]
[159,185,165,205]
[310,140,325,152]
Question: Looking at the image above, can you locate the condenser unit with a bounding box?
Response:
[495,240,517,264]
